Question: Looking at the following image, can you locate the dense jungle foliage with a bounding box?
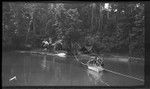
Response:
[2,2,144,58]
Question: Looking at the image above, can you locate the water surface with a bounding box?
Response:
[2,51,144,86]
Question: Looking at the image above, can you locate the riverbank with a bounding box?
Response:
[2,47,144,64]
[103,53,144,63]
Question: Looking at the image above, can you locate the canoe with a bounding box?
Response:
[88,65,104,72]
[75,54,104,72]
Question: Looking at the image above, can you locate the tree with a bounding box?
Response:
[3,2,144,58]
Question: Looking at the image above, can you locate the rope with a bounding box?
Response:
[19,51,144,82]
[74,54,144,82]
[99,80,110,86]
[103,68,144,82]
[84,69,110,86]
[79,56,110,86]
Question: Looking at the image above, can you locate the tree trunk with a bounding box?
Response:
[98,3,104,41]
[91,3,94,33]
[25,12,33,44]
[99,3,103,31]
[45,19,52,35]
[33,14,36,36]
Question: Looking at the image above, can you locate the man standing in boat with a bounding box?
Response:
[79,42,104,67]
[79,41,94,55]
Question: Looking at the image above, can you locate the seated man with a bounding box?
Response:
[55,42,63,51]
[52,40,63,52]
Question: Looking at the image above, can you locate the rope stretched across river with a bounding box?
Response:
[18,50,144,83]
[74,54,144,82]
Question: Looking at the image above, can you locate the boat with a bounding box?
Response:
[55,52,66,57]
[87,58,104,72]
[88,65,104,72]
[75,53,104,72]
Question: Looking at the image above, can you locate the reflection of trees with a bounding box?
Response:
[41,55,47,70]
[41,55,50,71]
[53,57,62,81]
[41,55,63,81]
[87,69,103,85]
[22,55,32,84]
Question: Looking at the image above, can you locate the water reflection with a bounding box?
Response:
[40,55,64,82]
[87,69,103,85]
[41,55,48,71]
[2,52,144,86]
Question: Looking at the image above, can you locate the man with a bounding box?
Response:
[52,39,63,52]
[48,37,53,52]
[79,43,93,54]
[79,46,90,54]
[48,37,52,44]
[42,39,49,51]
[55,40,63,51]
[79,43,104,67]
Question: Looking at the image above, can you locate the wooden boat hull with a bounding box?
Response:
[75,54,104,72]
[88,66,104,72]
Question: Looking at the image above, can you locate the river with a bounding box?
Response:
[2,51,144,86]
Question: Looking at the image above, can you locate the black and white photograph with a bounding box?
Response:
[2,2,145,86]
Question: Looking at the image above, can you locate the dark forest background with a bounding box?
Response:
[2,2,144,58]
